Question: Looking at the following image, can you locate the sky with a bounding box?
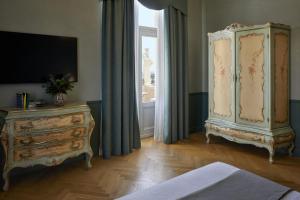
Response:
[138,1,160,28]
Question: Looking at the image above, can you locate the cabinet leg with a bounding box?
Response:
[268,148,275,164]
[2,170,10,191]
[85,151,93,169]
[288,143,295,157]
[206,133,210,144]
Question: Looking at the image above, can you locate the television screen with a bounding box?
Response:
[0,31,78,83]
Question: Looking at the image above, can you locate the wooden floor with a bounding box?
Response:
[1,133,300,200]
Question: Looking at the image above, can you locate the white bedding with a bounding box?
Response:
[117,162,300,200]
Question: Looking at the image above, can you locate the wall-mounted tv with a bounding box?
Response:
[0,31,78,84]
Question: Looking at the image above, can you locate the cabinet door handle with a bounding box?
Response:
[20,138,33,145]
[71,142,81,150]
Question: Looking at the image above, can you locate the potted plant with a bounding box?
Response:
[43,74,75,106]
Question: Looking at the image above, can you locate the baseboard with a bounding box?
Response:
[290,99,300,156]
[189,92,208,133]
[143,126,154,133]
[141,133,154,139]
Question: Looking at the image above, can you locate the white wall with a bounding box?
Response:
[0,0,101,106]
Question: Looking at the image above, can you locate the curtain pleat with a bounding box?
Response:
[101,0,141,159]
[163,6,189,144]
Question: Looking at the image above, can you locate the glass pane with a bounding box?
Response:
[138,2,160,28]
[142,36,157,103]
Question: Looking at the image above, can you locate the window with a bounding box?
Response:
[135,1,164,137]
[140,28,158,103]
[137,2,162,103]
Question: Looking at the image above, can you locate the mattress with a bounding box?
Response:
[117,162,300,200]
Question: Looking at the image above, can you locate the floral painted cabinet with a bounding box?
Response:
[206,23,295,163]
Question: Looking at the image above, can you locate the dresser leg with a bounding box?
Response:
[2,170,10,191]
[288,143,295,157]
[268,148,274,164]
[206,133,211,144]
[85,152,92,169]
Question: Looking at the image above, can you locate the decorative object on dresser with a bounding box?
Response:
[16,92,30,109]
[205,23,295,163]
[0,103,94,191]
[43,74,75,106]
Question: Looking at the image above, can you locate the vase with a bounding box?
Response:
[54,93,64,106]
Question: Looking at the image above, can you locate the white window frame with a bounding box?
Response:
[137,26,159,137]
[138,25,158,107]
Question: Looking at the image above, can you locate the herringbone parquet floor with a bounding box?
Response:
[1,133,300,200]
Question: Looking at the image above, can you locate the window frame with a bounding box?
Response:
[138,25,158,106]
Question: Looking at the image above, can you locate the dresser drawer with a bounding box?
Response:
[14,127,86,146]
[14,113,84,133]
[14,139,85,161]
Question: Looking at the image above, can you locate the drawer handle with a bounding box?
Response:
[72,130,82,138]
[35,140,59,146]
[71,142,81,150]
[20,138,33,145]
[71,116,82,124]
[20,122,34,130]
[19,152,32,159]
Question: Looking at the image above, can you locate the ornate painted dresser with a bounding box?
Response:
[205,23,295,163]
[0,103,94,190]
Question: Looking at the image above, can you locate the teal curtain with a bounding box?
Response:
[101,0,141,159]
[163,6,189,144]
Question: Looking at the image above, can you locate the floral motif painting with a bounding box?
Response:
[239,33,265,122]
[213,38,232,117]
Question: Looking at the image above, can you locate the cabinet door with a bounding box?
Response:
[236,29,270,128]
[208,32,235,122]
[271,28,290,128]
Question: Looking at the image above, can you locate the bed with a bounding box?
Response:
[117,162,300,200]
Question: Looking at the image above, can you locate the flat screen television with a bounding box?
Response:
[0,31,78,83]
